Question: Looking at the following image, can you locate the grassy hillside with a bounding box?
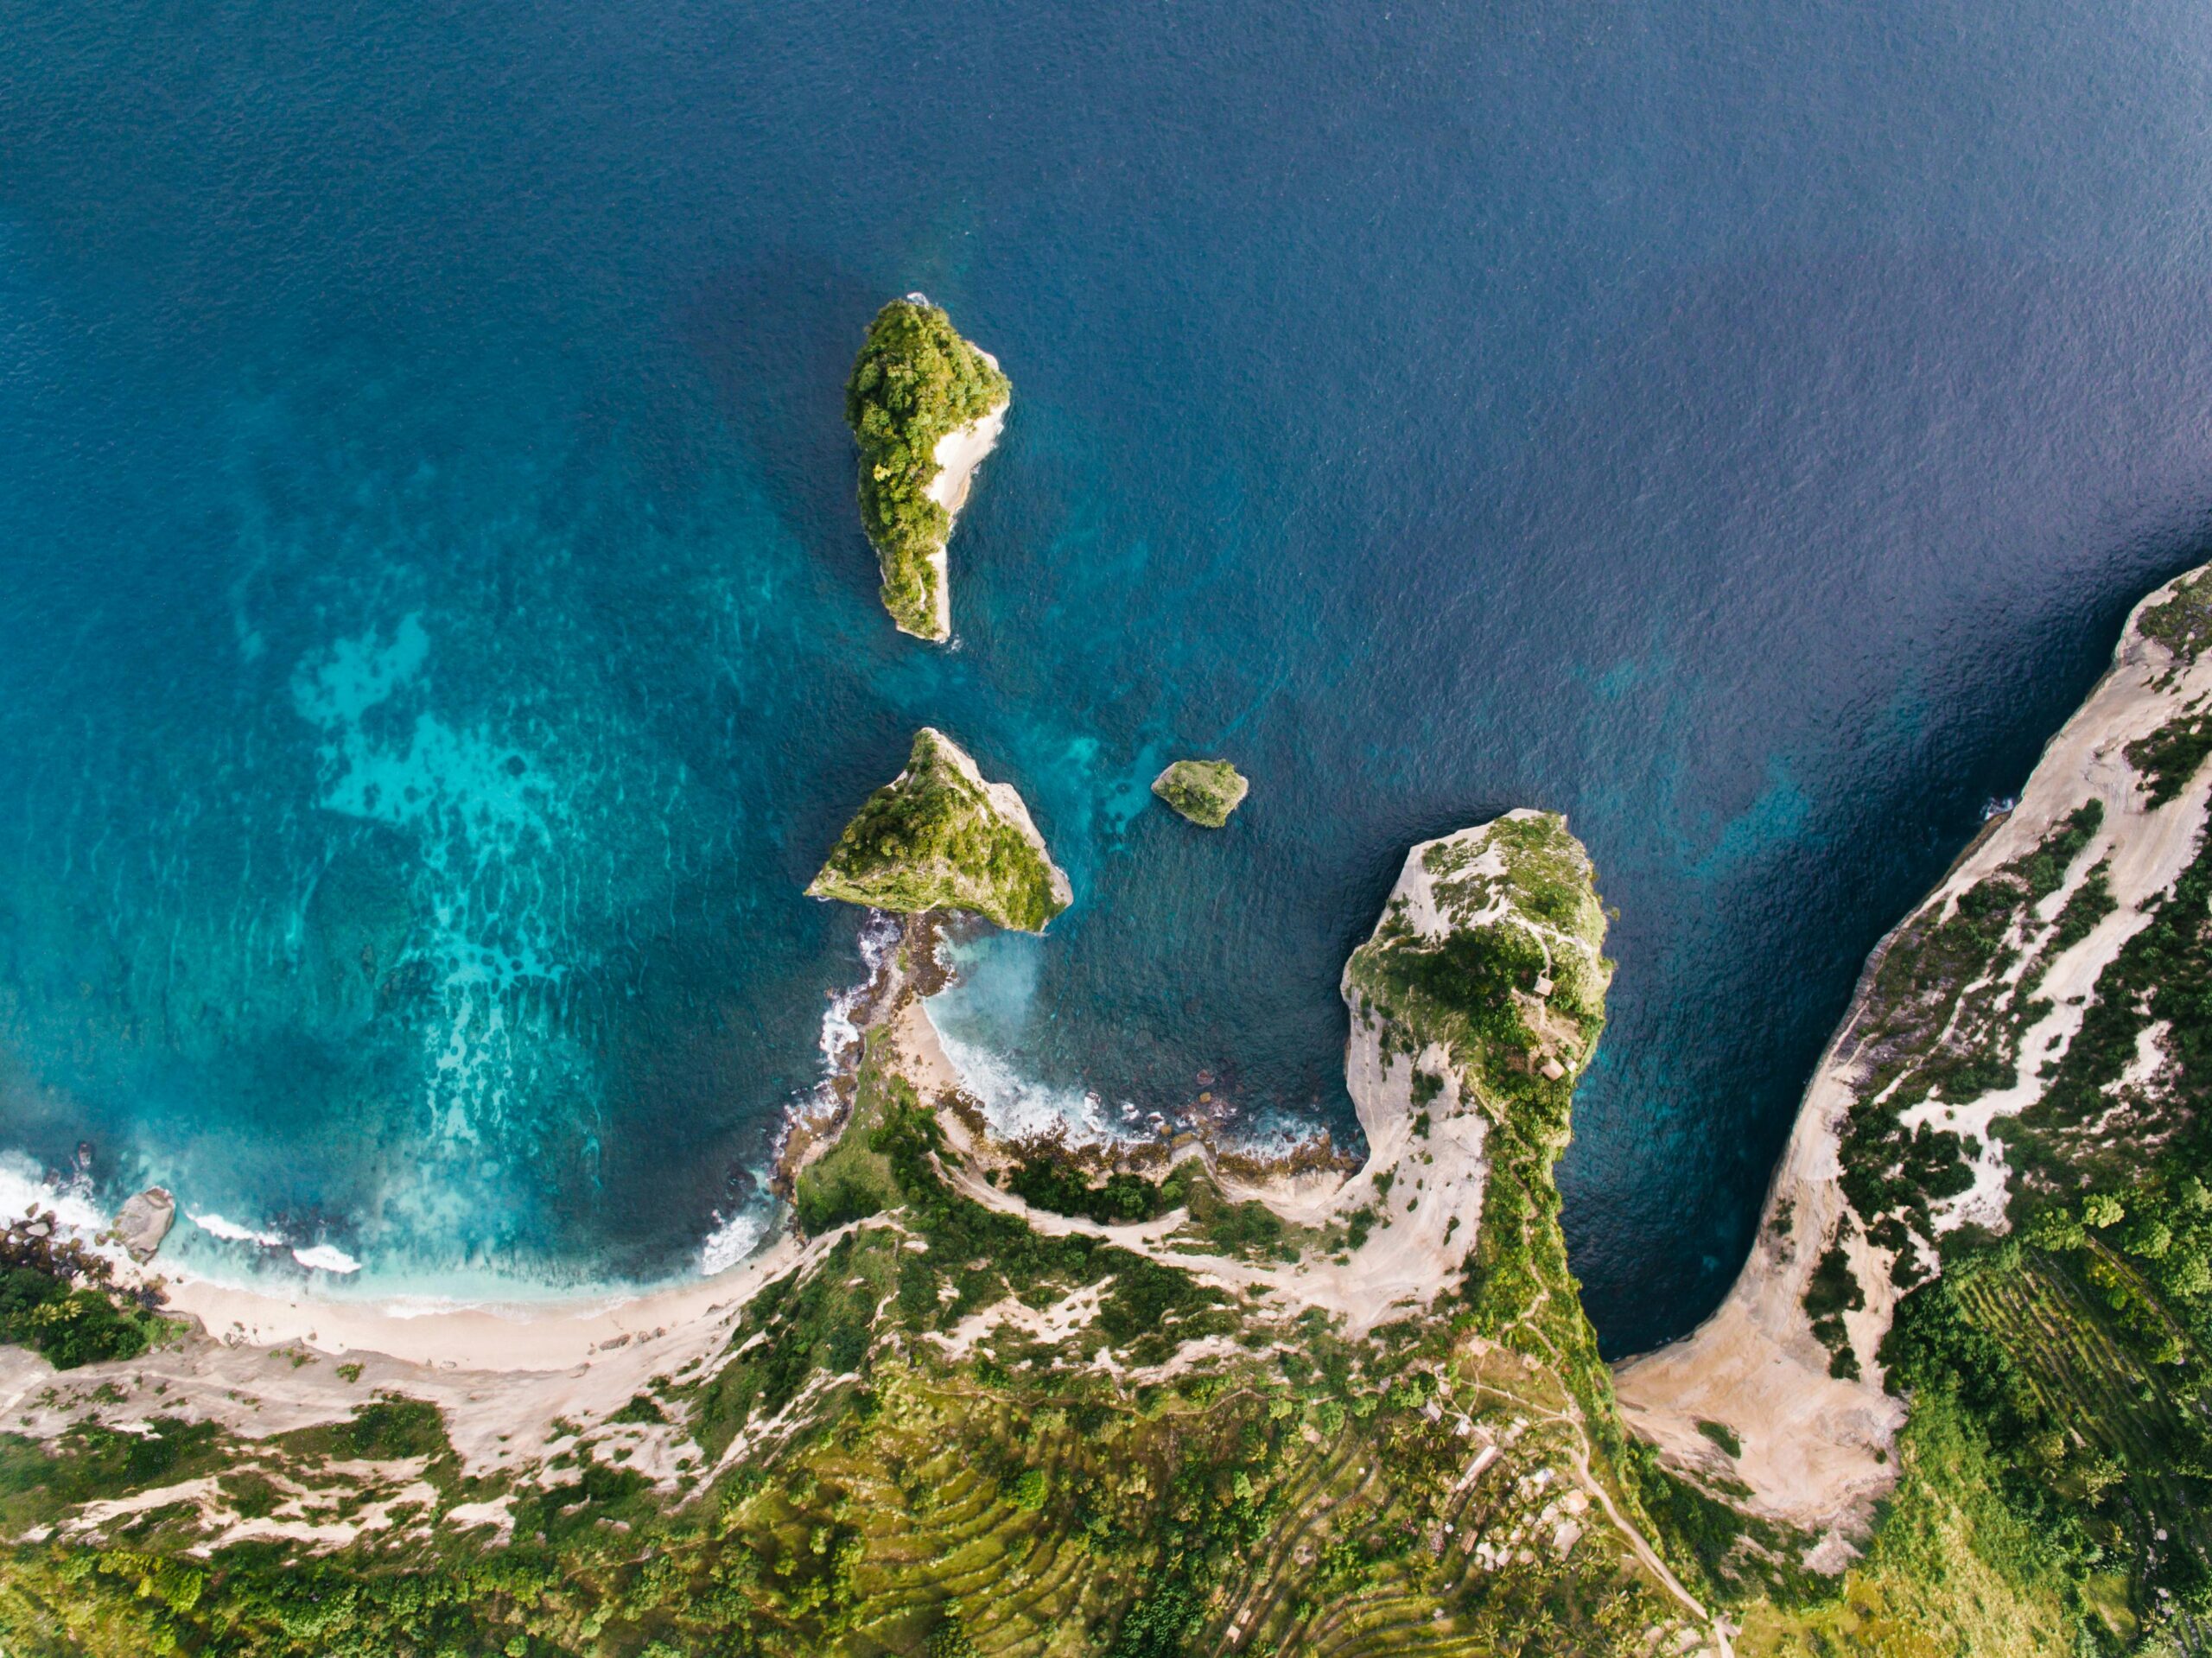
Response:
[0,1041,1704,1657]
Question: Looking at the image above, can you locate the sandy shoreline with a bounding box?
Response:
[149,1244,800,1374]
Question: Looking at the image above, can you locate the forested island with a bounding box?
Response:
[808,727,1071,933]
[844,299,1010,642]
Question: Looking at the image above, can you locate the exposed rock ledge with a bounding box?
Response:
[112,1187,175,1263]
[1615,560,2212,1540]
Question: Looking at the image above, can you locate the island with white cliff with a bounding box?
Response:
[843,296,1010,641]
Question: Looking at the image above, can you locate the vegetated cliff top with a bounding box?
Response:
[1345,809,1611,1110]
[808,727,1070,933]
[844,297,1009,639]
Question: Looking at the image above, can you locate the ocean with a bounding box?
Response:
[3,0,2211,1350]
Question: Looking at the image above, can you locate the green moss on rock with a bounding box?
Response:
[844,297,1010,640]
[1150,759,1249,827]
[808,728,1071,932]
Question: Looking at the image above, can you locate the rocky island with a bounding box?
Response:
[1151,759,1249,827]
[808,727,1071,932]
[844,297,1010,642]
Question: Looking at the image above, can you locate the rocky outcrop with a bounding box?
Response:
[808,728,1071,933]
[1150,759,1249,828]
[112,1187,175,1263]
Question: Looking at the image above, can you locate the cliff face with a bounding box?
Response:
[1618,562,2212,1567]
[1328,810,1611,1338]
[808,727,1071,933]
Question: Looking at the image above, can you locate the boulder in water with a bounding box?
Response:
[113,1187,175,1262]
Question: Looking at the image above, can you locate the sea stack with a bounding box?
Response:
[808,727,1071,932]
[1151,759,1249,827]
[843,296,1011,642]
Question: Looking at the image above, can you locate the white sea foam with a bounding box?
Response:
[291,1243,363,1274]
[188,1210,286,1248]
[0,1153,110,1241]
[817,912,902,1083]
[928,1013,1124,1146]
[699,1208,768,1277]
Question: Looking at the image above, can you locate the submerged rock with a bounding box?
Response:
[1151,759,1249,828]
[808,728,1071,933]
[112,1186,175,1262]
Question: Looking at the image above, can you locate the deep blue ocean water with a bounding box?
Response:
[5,0,2212,1347]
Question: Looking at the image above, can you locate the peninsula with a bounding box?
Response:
[844,297,1010,641]
[807,727,1071,932]
[0,807,1735,1657]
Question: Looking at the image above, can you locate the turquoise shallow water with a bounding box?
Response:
[5,0,2212,1349]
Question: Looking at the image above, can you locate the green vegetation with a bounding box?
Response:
[2137,569,2212,668]
[0,1217,175,1371]
[1694,1420,1741,1458]
[844,298,1010,639]
[1149,761,1249,829]
[1802,1238,1866,1380]
[808,728,1070,932]
[2125,710,2212,807]
[1738,1391,2088,1656]
[1838,802,2106,1261]
[1007,1153,1173,1226]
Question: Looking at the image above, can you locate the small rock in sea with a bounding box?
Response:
[1151,759,1249,828]
[113,1186,176,1263]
